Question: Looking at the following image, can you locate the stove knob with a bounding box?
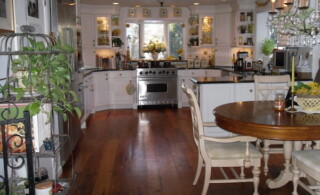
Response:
[172,71,175,74]
[145,71,148,75]
[139,71,143,75]
[153,71,156,74]
[162,70,165,73]
[166,71,169,74]
[159,71,162,74]
[149,71,152,74]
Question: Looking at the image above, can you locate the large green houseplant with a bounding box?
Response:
[0,38,81,122]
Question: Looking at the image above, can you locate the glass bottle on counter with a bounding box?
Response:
[126,46,131,60]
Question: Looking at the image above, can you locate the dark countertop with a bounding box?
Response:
[190,76,313,84]
[190,76,254,84]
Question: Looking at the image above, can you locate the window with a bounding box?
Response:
[168,23,183,58]
[126,23,140,60]
[125,20,184,60]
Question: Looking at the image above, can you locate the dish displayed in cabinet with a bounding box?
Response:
[112,28,121,36]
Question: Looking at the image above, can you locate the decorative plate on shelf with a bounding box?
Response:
[189,16,199,25]
[112,28,121,36]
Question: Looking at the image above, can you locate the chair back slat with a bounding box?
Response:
[254,75,291,101]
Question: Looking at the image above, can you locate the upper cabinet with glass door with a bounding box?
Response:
[96,16,110,47]
[188,15,199,47]
[200,16,214,46]
[234,11,254,47]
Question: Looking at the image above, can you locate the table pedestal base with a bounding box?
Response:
[266,141,302,189]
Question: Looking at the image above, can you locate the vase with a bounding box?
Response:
[13,71,28,88]
[151,53,159,60]
[262,55,271,68]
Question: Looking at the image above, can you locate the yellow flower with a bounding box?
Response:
[142,39,167,53]
[177,49,183,55]
[295,82,320,96]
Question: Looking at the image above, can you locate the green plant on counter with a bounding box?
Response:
[112,37,124,47]
[0,38,82,122]
[261,38,276,56]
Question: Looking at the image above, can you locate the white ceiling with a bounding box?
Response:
[80,0,236,7]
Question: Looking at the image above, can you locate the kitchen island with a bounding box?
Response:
[190,76,312,137]
[190,76,255,136]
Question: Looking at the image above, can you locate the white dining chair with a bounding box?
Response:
[254,75,290,175]
[292,149,320,195]
[182,83,262,195]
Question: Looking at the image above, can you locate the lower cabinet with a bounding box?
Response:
[93,72,109,112]
[197,82,254,136]
[93,70,137,112]
[108,71,137,109]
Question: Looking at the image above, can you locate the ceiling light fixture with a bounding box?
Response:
[135,5,141,7]
[112,2,119,5]
[193,2,200,5]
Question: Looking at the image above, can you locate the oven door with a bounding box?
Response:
[138,77,177,106]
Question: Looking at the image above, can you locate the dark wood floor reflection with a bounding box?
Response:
[62,108,309,195]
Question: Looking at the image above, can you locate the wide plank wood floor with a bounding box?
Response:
[61,108,310,195]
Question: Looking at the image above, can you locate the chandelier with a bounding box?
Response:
[267,0,320,47]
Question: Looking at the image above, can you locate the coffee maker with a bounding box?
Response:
[234,52,248,71]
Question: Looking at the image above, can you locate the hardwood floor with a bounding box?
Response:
[61,108,309,195]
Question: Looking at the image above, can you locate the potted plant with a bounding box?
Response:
[260,38,276,67]
[0,38,81,122]
[112,37,123,47]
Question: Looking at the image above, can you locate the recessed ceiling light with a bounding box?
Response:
[222,0,226,1]
[171,5,176,7]
[135,5,141,7]
[193,2,200,5]
[113,2,119,5]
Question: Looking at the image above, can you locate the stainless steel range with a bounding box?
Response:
[137,67,178,107]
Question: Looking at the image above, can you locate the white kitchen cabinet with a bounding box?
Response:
[93,72,109,111]
[82,47,96,67]
[81,74,95,128]
[214,13,231,47]
[234,83,255,102]
[198,83,235,137]
[178,69,206,107]
[195,82,255,137]
[81,13,95,48]
[108,71,137,109]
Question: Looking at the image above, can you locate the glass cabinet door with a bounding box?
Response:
[201,16,213,45]
[96,16,110,46]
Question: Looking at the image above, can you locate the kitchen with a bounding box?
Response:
[0,0,320,194]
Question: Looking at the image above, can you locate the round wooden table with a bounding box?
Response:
[214,101,320,189]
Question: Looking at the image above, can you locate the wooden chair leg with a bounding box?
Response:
[202,164,211,195]
[252,166,260,195]
[193,152,203,185]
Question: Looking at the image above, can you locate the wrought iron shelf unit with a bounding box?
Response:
[0,25,76,194]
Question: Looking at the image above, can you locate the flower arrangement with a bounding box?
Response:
[177,49,183,55]
[142,39,167,53]
[295,82,320,111]
[295,82,320,97]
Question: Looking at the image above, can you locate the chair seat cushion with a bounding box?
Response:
[205,141,263,160]
[292,150,320,175]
